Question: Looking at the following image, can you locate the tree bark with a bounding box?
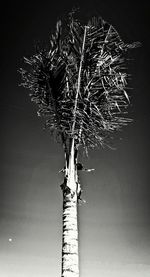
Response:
[61,138,79,277]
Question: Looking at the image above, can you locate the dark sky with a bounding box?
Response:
[0,1,150,276]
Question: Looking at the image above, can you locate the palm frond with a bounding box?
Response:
[19,12,140,151]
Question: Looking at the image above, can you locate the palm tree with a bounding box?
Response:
[19,11,140,277]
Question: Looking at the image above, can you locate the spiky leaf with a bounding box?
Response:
[19,13,140,151]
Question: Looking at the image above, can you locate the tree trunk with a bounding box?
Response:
[61,138,79,277]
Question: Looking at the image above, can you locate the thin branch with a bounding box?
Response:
[71,26,88,136]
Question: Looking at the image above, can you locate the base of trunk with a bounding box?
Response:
[61,193,79,277]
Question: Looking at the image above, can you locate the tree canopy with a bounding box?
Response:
[19,12,140,151]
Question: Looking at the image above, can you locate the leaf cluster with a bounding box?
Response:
[19,13,140,150]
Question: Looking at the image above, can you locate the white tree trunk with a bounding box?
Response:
[61,139,79,277]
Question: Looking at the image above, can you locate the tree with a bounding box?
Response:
[19,11,140,277]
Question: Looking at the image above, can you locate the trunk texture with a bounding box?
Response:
[61,139,79,277]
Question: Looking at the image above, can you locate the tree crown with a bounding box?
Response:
[19,12,140,151]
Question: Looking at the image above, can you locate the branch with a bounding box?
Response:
[71,26,88,136]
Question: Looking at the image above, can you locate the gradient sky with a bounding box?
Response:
[0,1,150,276]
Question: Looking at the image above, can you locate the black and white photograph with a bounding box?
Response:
[0,1,149,276]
